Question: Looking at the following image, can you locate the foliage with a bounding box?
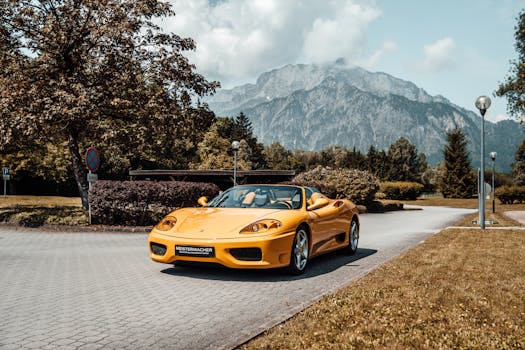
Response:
[282,180,338,199]
[513,139,525,185]
[496,10,525,121]
[293,166,380,204]
[192,114,266,170]
[420,164,444,193]
[264,142,301,170]
[366,146,390,180]
[380,181,424,200]
[0,139,72,182]
[495,186,525,204]
[441,129,476,198]
[0,1,218,208]
[191,124,236,170]
[293,150,321,172]
[89,180,220,226]
[387,137,425,182]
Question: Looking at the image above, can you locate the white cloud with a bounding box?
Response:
[417,37,456,72]
[301,2,380,63]
[359,40,397,69]
[160,0,381,87]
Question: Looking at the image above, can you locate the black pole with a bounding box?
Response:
[492,161,495,213]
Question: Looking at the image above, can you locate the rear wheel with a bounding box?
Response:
[345,219,359,255]
[286,227,309,275]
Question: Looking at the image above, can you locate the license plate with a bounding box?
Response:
[175,245,215,257]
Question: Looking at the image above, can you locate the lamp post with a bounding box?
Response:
[232,141,240,186]
[475,95,491,229]
[490,151,497,213]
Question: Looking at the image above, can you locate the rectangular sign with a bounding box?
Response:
[3,167,9,176]
[2,175,10,181]
[175,245,215,257]
[87,172,98,183]
[471,220,494,225]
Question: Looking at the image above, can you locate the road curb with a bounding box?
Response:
[445,226,525,230]
[0,222,152,233]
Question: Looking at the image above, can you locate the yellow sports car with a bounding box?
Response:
[148,184,360,274]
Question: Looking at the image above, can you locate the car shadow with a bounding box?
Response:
[160,247,377,282]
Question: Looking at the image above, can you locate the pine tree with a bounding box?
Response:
[512,140,525,185]
[367,146,390,180]
[387,137,421,182]
[441,130,476,198]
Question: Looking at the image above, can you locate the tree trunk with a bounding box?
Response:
[67,133,89,209]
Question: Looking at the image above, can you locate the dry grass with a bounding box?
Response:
[403,196,525,211]
[454,211,522,227]
[0,195,81,208]
[241,228,525,349]
[0,196,86,226]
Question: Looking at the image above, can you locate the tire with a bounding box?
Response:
[345,219,359,255]
[286,227,309,275]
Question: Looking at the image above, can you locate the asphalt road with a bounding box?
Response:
[0,206,475,350]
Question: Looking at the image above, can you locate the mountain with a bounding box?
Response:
[206,62,524,172]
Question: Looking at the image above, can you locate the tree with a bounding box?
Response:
[366,146,389,180]
[496,10,525,121]
[215,114,266,169]
[191,124,233,170]
[512,139,525,185]
[441,129,476,198]
[263,142,300,170]
[0,1,218,208]
[387,137,421,182]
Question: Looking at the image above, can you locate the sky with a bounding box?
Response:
[160,0,523,122]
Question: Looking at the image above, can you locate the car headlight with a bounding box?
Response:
[240,219,282,234]
[155,215,177,231]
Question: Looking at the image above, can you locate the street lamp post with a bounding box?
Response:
[475,96,491,229]
[490,151,497,213]
[232,141,240,186]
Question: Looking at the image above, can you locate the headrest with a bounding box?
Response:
[254,193,268,206]
[242,192,256,205]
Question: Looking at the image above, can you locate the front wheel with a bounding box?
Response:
[286,227,309,275]
[344,219,359,255]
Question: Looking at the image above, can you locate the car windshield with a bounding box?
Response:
[208,185,303,209]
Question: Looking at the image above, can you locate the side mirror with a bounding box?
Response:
[197,196,208,207]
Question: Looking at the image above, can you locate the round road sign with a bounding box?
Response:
[85,147,100,172]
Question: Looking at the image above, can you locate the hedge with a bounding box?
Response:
[293,166,380,204]
[495,186,525,204]
[380,181,424,200]
[89,180,220,226]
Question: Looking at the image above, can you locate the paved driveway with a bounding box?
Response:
[504,210,525,225]
[0,206,474,350]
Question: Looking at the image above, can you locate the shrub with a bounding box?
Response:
[293,166,380,204]
[282,180,338,199]
[495,186,525,204]
[380,181,424,200]
[89,181,220,226]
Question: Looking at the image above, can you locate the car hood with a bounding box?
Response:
[167,207,284,239]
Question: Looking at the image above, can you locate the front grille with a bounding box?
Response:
[230,248,262,261]
[150,242,167,256]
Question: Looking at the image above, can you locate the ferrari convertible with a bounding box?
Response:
[148,184,360,274]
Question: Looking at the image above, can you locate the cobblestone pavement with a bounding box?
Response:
[0,206,475,350]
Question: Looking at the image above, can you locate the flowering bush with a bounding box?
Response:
[293,166,380,204]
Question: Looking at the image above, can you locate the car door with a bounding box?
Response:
[308,200,346,255]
